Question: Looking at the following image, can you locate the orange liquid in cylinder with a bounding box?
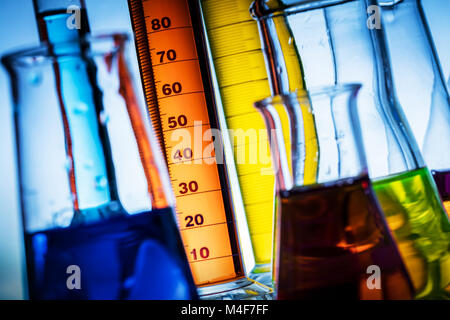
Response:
[128,0,243,286]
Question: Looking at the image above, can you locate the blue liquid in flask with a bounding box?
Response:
[26,207,197,299]
[22,9,197,300]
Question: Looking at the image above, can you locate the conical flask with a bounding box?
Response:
[255,83,413,299]
[198,0,276,285]
[2,34,197,299]
[251,0,450,299]
[376,0,450,214]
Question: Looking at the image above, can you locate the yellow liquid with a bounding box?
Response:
[201,0,316,268]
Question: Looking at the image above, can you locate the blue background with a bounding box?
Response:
[0,0,449,299]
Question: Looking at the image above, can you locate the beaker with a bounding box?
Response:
[376,0,450,214]
[251,0,450,299]
[255,83,414,299]
[2,34,197,299]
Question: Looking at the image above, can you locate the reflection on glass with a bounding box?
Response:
[377,0,450,215]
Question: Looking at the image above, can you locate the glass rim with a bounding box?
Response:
[2,32,128,68]
[250,0,355,20]
[254,83,362,109]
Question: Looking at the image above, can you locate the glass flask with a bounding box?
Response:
[2,34,198,300]
[251,0,450,299]
[199,0,275,285]
[376,0,450,214]
[255,83,414,299]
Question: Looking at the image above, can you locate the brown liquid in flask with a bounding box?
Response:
[277,176,413,299]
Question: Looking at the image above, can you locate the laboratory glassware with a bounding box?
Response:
[127,0,271,299]
[255,83,414,299]
[376,0,450,214]
[251,0,450,299]
[33,0,90,43]
[2,33,197,300]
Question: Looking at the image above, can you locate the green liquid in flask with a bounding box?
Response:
[373,167,450,299]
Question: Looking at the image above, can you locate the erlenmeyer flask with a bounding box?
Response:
[33,0,90,44]
[376,0,450,214]
[251,0,450,299]
[2,34,197,299]
[255,83,413,299]
[198,0,276,285]
[126,0,273,299]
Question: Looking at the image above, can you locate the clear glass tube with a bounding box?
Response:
[2,34,197,299]
[255,84,414,299]
[251,0,450,299]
